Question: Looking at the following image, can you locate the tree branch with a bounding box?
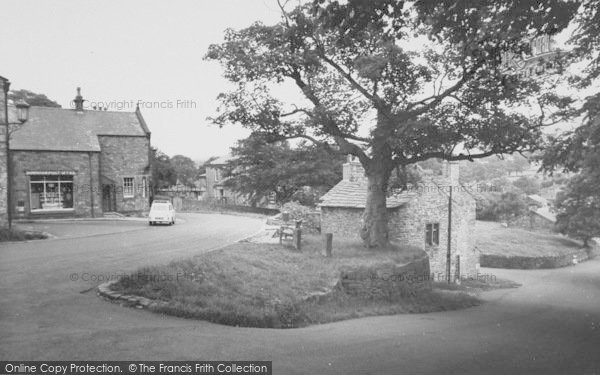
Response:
[406,61,485,119]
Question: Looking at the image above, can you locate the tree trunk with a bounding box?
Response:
[360,167,392,248]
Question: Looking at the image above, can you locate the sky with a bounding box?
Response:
[1,1,596,163]
[0,0,285,162]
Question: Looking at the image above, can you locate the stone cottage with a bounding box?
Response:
[7,88,152,218]
[319,156,478,281]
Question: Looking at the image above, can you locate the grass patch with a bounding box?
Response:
[475,220,583,257]
[110,235,480,328]
[0,228,48,242]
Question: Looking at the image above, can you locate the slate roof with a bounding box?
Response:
[319,178,417,208]
[527,194,547,205]
[10,106,150,152]
[531,206,556,222]
[207,155,235,165]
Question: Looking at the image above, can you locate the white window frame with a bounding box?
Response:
[123,177,135,198]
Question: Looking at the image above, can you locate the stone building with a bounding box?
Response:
[7,88,151,218]
[201,155,238,203]
[319,156,478,280]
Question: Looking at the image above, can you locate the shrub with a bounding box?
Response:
[280,201,321,233]
[476,190,527,221]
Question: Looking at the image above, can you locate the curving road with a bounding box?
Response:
[1,213,599,374]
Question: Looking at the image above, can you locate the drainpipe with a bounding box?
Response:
[88,152,95,218]
[446,186,452,283]
[3,79,11,229]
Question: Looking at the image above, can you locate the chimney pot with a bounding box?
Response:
[73,87,84,111]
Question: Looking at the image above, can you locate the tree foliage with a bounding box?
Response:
[555,172,600,247]
[8,89,61,108]
[512,176,540,195]
[476,189,528,222]
[222,134,344,206]
[150,148,177,192]
[170,155,198,186]
[206,0,579,247]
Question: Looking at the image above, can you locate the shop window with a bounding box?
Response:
[29,175,74,211]
[123,177,135,198]
[425,223,440,246]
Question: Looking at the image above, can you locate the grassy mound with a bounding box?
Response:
[475,220,583,257]
[110,235,480,328]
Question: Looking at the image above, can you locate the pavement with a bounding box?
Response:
[0,213,599,374]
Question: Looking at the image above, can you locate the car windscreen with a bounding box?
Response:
[151,204,169,211]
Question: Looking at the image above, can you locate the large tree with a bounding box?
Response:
[537,0,600,244]
[207,0,578,247]
[8,89,61,108]
[150,148,177,193]
[554,172,600,247]
[223,133,344,206]
[170,154,198,186]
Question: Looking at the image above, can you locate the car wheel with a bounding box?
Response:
[149,221,154,226]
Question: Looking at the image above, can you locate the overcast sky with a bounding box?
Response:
[2,1,596,163]
[0,0,285,162]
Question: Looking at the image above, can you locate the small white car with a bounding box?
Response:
[149,201,176,226]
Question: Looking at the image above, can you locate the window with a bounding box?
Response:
[29,174,74,211]
[425,223,440,246]
[141,177,147,198]
[123,177,134,198]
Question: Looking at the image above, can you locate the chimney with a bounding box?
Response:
[73,87,84,111]
[342,155,366,182]
[444,161,460,185]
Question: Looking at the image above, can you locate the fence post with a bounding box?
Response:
[293,228,302,251]
[323,233,333,257]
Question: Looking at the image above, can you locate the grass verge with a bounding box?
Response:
[475,220,583,257]
[110,235,480,328]
[0,228,48,242]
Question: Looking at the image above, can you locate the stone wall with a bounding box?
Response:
[0,80,7,225]
[481,247,593,269]
[98,136,150,212]
[320,206,364,240]
[11,150,102,217]
[339,254,432,299]
[511,212,556,233]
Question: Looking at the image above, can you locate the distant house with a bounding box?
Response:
[8,88,151,218]
[201,155,246,205]
[157,179,205,201]
[319,156,478,280]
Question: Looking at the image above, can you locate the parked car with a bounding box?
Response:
[149,201,176,225]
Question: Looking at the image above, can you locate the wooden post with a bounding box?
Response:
[293,228,301,251]
[323,233,333,257]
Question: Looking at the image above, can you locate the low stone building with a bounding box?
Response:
[319,156,478,280]
[8,88,152,218]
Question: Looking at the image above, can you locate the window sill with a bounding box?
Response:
[31,209,75,214]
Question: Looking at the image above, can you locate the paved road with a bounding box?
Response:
[1,214,599,374]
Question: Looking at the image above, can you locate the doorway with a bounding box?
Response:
[102,184,116,212]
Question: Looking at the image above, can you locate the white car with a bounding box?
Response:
[149,201,176,226]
